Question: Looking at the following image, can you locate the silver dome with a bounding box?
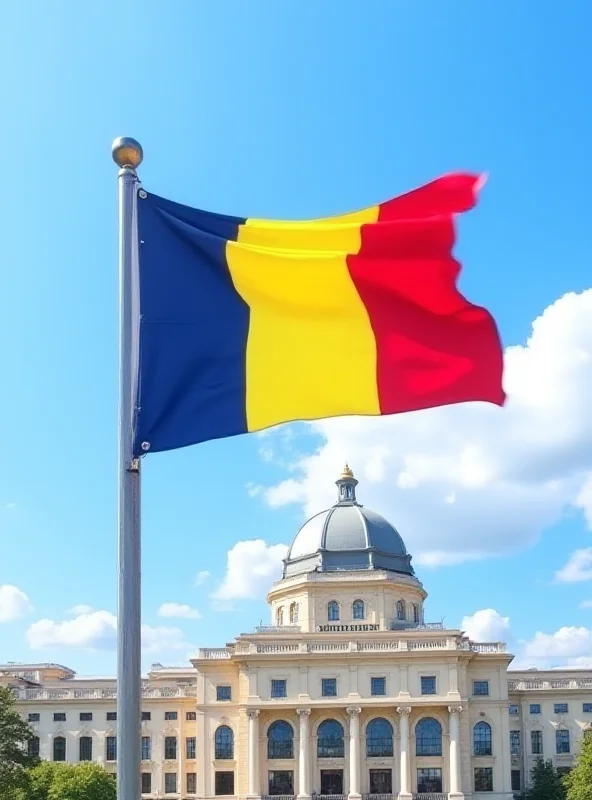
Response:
[283,466,414,578]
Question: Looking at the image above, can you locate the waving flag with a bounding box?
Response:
[134,173,504,455]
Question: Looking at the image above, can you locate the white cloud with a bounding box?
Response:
[258,289,592,566]
[555,548,592,583]
[213,539,288,602]
[194,571,211,587]
[157,602,201,620]
[579,600,592,609]
[461,608,510,642]
[521,626,592,668]
[69,604,94,616]
[26,609,192,654]
[0,585,32,622]
[575,476,592,527]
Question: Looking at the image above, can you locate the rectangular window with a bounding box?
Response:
[53,712,66,722]
[473,680,489,696]
[106,711,117,721]
[186,736,196,759]
[268,770,294,796]
[165,773,177,794]
[187,710,197,720]
[556,729,570,754]
[530,704,541,715]
[53,737,66,761]
[510,730,521,756]
[79,736,93,761]
[187,772,197,794]
[141,736,151,760]
[474,767,493,792]
[216,686,232,701]
[322,678,337,697]
[509,704,520,715]
[271,680,287,699]
[531,730,543,755]
[511,770,521,792]
[141,711,151,721]
[421,676,436,695]
[371,677,386,696]
[555,703,569,714]
[106,736,117,762]
[28,736,40,758]
[584,704,592,713]
[164,736,177,760]
[417,768,442,794]
[28,713,40,722]
[164,710,178,720]
[80,712,92,721]
[215,771,235,796]
[141,773,152,794]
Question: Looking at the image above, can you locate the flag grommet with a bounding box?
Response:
[138,189,147,199]
[141,441,150,451]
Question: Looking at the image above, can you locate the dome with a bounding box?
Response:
[283,466,414,578]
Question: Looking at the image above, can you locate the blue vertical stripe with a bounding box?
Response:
[135,192,249,455]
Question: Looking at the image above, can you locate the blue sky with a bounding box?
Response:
[1,1,591,675]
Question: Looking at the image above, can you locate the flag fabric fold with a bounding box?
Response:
[134,173,504,456]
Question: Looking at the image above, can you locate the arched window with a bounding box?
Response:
[79,735,93,761]
[396,600,406,621]
[328,601,339,621]
[289,602,299,624]
[268,720,294,759]
[28,736,40,758]
[415,718,442,756]
[215,726,234,760]
[474,721,492,756]
[276,606,284,626]
[352,600,365,620]
[317,719,344,758]
[53,735,66,762]
[366,717,393,757]
[413,604,420,624]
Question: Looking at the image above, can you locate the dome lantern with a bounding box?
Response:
[336,463,358,504]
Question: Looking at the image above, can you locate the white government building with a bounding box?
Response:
[5,467,592,800]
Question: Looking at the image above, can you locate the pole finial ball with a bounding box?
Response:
[112,137,143,169]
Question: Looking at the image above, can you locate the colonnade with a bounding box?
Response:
[246,705,463,799]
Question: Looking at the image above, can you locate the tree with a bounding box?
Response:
[46,763,116,800]
[526,758,567,800]
[0,685,38,799]
[565,730,592,800]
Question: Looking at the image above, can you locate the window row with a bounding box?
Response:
[213,717,457,760]
[275,602,300,626]
[528,702,592,715]
[30,735,197,762]
[28,709,196,723]
[208,767,497,796]
[529,728,571,755]
[511,702,591,716]
[321,599,422,623]
[261,674,439,700]
[140,773,196,795]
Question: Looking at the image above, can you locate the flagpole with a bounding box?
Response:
[112,136,143,800]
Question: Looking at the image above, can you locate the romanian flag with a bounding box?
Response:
[134,173,504,456]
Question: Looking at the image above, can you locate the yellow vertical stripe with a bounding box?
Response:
[226,213,381,433]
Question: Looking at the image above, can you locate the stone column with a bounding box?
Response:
[347,707,362,800]
[297,708,311,799]
[397,707,412,800]
[448,706,463,798]
[247,710,260,798]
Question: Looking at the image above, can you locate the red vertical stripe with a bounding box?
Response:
[346,174,504,414]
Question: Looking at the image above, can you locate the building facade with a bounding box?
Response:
[7,468,592,800]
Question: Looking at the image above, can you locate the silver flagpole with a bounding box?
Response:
[112,137,143,800]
